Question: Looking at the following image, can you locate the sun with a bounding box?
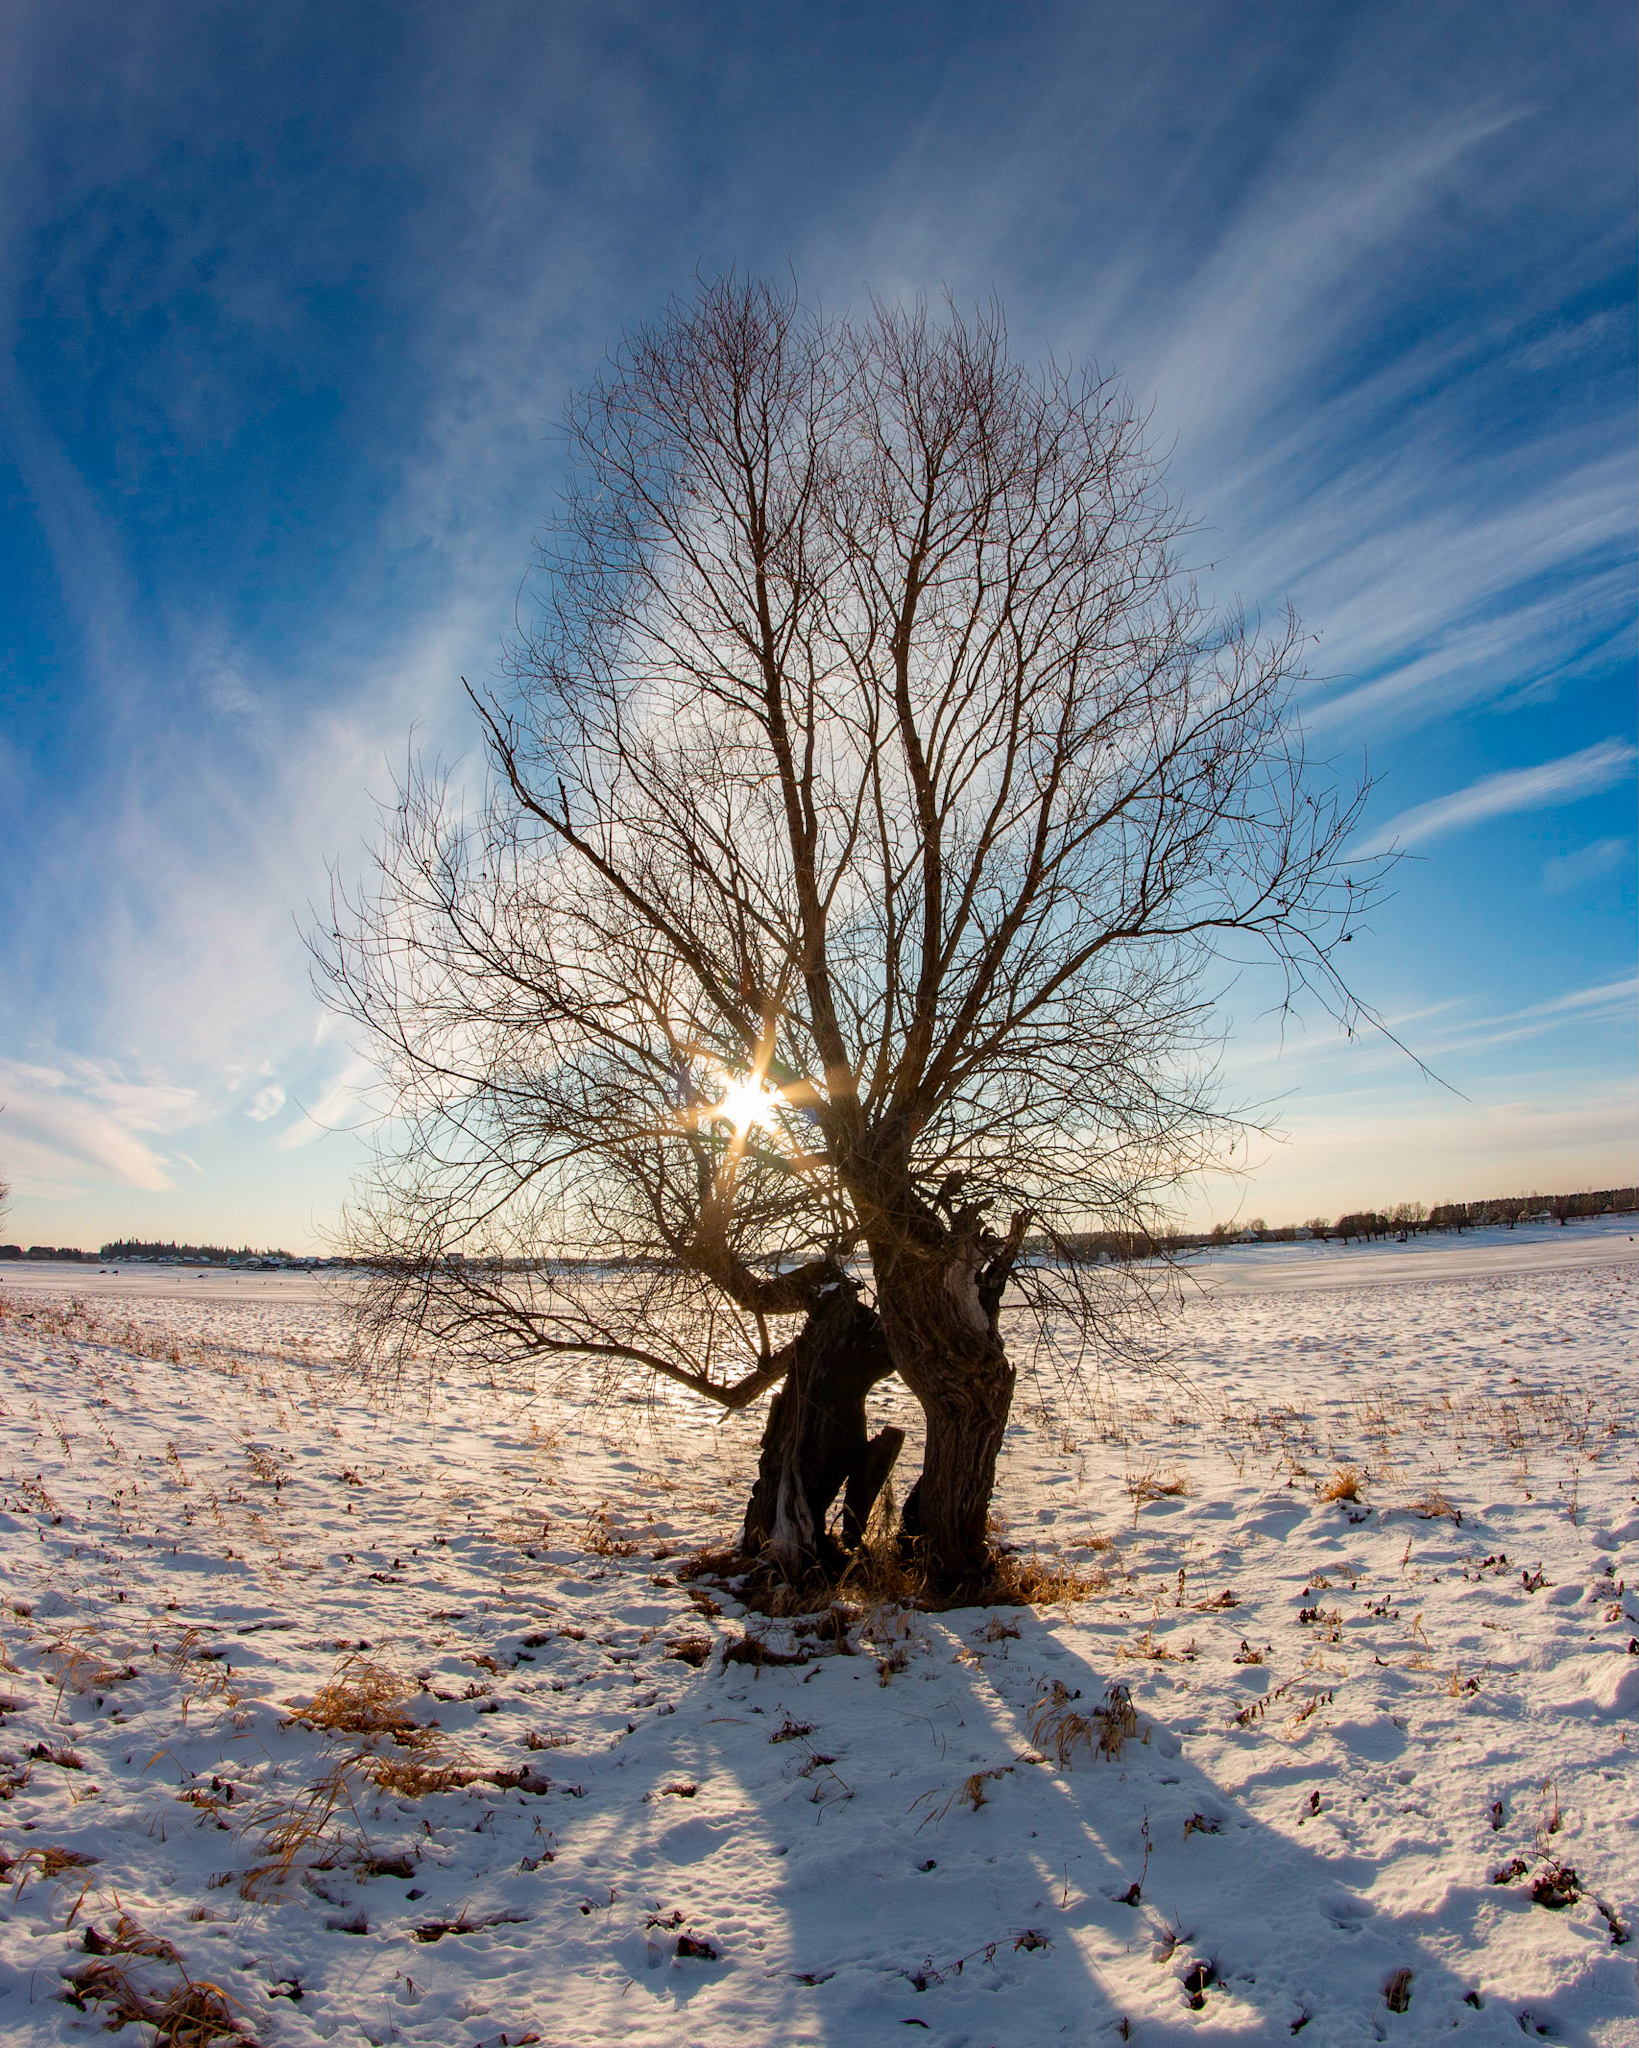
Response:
[711,1073,782,1136]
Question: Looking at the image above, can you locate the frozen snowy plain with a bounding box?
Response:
[0,1222,1633,2048]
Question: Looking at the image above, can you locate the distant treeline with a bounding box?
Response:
[0,1240,335,1266]
[1323,1188,1637,1241]
[98,1239,301,1264]
[1059,1185,1638,1262]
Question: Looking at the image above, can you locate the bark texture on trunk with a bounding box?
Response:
[876,1273,1015,1590]
[741,1282,903,1575]
[866,1190,1027,1591]
[894,1356,1015,1585]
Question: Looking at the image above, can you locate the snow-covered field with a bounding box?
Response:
[0,1224,1634,2047]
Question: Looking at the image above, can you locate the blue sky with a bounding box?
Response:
[1,0,1634,1251]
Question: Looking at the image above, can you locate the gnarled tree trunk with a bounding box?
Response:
[741,1281,903,1576]
[861,1186,1028,1592]
[894,1356,1016,1588]
[874,1252,1017,1591]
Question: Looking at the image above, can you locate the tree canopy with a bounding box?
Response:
[323,278,1373,1581]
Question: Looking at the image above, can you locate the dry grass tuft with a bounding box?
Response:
[27,1740,86,1769]
[40,1628,139,1698]
[64,1955,257,2046]
[1284,1686,1334,1734]
[582,1506,641,1557]
[677,1545,742,1583]
[246,1657,475,1897]
[412,1908,527,1944]
[1030,1678,1137,1765]
[1383,1967,1414,2013]
[959,1766,1012,1810]
[1530,1862,1580,1910]
[82,1913,184,1964]
[283,1656,434,1748]
[1318,1467,1363,1504]
[913,1764,1017,1827]
[11,1843,97,1886]
[837,1539,922,1610]
[792,1604,858,1648]
[1125,1470,1190,1507]
[137,1977,255,2047]
[792,1537,1107,1616]
[756,1574,840,1619]
[239,1762,360,1900]
[987,1548,1108,1606]
[722,1634,811,1672]
[1117,1617,1195,1664]
[874,1644,909,1685]
[62,1960,159,2030]
[365,1756,472,1798]
[0,1286,309,1384]
[161,1628,241,1709]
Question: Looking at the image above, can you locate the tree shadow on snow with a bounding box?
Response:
[573,1600,1559,2046]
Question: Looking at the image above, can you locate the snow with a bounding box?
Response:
[0,1227,1634,2046]
[1174,1216,1639,1294]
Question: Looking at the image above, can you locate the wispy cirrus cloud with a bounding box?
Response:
[271,1055,383,1152]
[1287,451,1635,741]
[1543,836,1630,895]
[1230,974,1637,1088]
[1361,741,1637,854]
[1509,975,1638,1021]
[0,1058,201,1199]
[1406,976,1639,1063]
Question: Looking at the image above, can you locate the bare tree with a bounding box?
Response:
[321,278,1374,1590]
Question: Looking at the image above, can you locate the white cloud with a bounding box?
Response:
[0,1057,201,1198]
[1361,742,1637,855]
[1512,975,1638,1020]
[1141,107,1524,450]
[1225,975,1637,1101]
[246,1082,286,1122]
[1293,474,1636,741]
[271,1056,381,1151]
[1522,308,1619,372]
[1543,836,1630,895]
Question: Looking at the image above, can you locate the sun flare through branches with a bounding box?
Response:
[708,1073,785,1140]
